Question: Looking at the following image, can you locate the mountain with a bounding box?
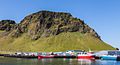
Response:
[0,20,16,31]
[0,11,115,52]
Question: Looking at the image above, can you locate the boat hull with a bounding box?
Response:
[54,56,76,58]
[4,54,37,58]
[101,55,117,60]
[77,55,95,59]
[38,55,54,59]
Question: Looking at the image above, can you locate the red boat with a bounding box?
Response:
[77,52,95,59]
[38,55,54,59]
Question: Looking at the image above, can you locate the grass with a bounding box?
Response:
[0,51,15,54]
[0,32,115,52]
[0,30,4,33]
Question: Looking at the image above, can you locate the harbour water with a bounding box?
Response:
[0,57,120,65]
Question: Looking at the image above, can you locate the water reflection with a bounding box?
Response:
[0,57,120,65]
[92,60,120,65]
[77,59,92,65]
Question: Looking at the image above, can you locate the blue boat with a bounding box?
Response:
[95,50,120,61]
[101,55,117,60]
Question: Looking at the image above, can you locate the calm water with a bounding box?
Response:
[0,57,120,65]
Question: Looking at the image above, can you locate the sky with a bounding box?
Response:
[0,0,120,49]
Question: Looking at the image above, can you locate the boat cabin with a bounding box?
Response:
[95,50,120,56]
[65,50,84,54]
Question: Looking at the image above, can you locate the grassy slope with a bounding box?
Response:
[0,32,115,52]
[0,30,4,33]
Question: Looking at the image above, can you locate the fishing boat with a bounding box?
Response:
[4,54,38,58]
[101,55,117,60]
[65,50,95,59]
[77,52,95,59]
[97,50,120,61]
[38,52,55,59]
[38,55,54,59]
[101,55,120,61]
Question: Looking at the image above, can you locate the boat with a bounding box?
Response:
[77,52,95,59]
[38,55,54,59]
[101,55,117,60]
[64,50,95,59]
[97,50,120,61]
[101,55,120,61]
[4,54,38,58]
[54,55,76,58]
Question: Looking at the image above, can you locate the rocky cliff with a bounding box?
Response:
[0,20,16,31]
[9,11,100,40]
[0,11,115,52]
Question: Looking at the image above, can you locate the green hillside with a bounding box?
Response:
[0,32,115,52]
[0,11,115,52]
